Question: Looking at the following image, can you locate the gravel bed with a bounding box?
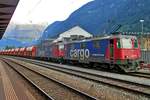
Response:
[138,69,150,74]
[9,58,150,100]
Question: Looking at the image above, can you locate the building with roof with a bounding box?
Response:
[53,26,93,42]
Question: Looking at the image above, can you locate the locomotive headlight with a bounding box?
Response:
[125,56,129,58]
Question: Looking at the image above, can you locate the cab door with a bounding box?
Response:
[110,39,114,60]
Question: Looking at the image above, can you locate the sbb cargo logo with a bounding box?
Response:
[70,49,90,60]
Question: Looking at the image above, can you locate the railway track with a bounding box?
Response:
[128,72,150,79]
[6,57,150,98]
[2,59,54,100]
[132,72,150,76]
[2,58,96,100]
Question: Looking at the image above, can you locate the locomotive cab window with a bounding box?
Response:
[117,38,132,49]
[121,38,132,48]
[93,40,100,48]
[59,44,64,50]
[117,39,121,48]
[80,42,86,48]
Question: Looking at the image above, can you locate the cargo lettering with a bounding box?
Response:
[70,49,90,60]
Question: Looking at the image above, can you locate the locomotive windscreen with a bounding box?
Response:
[117,38,132,49]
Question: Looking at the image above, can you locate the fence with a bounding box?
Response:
[141,50,150,63]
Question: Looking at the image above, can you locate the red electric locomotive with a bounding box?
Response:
[105,34,141,72]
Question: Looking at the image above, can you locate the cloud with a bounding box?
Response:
[11,0,93,24]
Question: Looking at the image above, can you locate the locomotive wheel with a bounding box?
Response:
[113,65,125,73]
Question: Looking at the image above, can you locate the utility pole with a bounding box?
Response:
[140,19,144,50]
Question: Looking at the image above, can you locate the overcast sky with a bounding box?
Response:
[11,0,93,24]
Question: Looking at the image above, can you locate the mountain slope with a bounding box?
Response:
[42,0,150,39]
